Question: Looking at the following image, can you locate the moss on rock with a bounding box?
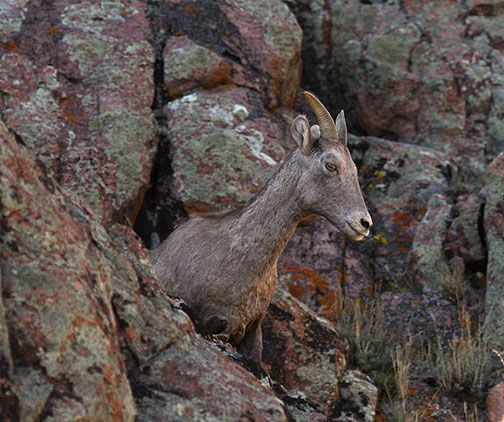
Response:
[166,90,286,209]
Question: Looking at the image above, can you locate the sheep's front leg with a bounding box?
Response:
[237,316,263,367]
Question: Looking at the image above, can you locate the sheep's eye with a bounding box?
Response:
[325,163,337,172]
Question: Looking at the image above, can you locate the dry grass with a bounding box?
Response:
[434,333,489,393]
[434,263,492,395]
[392,343,411,402]
[431,307,491,394]
[387,342,413,422]
[386,333,489,422]
[438,262,465,304]
[464,402,481,422]
[335,297,396,393]
[335,296,385,357]
[335,282,492,422]
[391,405,425,422]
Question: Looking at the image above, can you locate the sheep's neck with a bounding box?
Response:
[231,151,305,268]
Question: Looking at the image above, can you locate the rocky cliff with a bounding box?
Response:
[1,1,503,421]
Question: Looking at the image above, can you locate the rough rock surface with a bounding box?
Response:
[163,35,241,99]
[263,288,348,414]
[0,120,136,421]
[277,216,375,318]
[279,133,454,305]
[0,117,297,422]
[281,395,327,422]
[165,89,289,209]
[447,192,486,272]
[136,87,292,249]
[484,152,504,351]
[2,0,499,419]
[278,218,347,318]
[134,335,288,422]
[408,194,453,292]
[357,135,454,291]
[333,370,378,422]
[488,381,504,422]
[380,292,461,345]
[151,0,302,108]
[0,0,156,223]
[294,0,504,174]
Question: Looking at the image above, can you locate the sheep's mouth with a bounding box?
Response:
[346,222,369,241]
[324,215,369,241]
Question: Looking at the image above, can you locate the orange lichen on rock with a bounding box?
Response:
[283,265,331,291]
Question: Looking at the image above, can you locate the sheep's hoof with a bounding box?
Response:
[230,323,246,345]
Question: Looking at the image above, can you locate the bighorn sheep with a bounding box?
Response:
[152,92,372,365]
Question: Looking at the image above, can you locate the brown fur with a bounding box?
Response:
[151,94,372,365]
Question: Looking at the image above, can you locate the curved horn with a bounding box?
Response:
[303,91,337,141]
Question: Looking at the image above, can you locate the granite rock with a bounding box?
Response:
[263,288,349,415]
[488,381,504,422]
[0,0,156,223]
[136,88,291,249]
[0,119,136,421]
[484,153,504,351]
[332,370,378,422]
[151,0,302,108]
[295,0,504,175]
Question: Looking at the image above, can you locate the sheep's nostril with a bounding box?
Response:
[361,218,370,230]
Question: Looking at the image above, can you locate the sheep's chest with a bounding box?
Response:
[222,267,278,341]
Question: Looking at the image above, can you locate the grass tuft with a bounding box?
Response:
[463,402,481,422]
[334,283,492,421]
[431,308,491,395]
[335,297,397,395]
[438,261,465,303]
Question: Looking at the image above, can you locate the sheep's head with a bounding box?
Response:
[291,92,372,241]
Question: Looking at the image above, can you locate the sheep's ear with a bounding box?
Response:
[291,115,319,155]
[335,110,348,146]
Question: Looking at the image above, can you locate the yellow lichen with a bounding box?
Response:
[374,234,388,246]
[374,170,385,180]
